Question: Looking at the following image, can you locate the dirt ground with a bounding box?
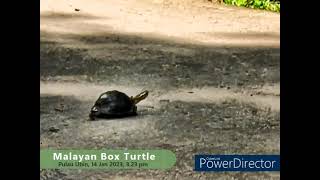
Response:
[40,0,280,179]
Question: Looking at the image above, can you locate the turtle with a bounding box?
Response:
[89,90,149,120]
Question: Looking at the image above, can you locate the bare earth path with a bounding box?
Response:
[40,0,280,179]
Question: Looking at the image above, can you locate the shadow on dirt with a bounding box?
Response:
[40,12,104,20]
[40,94,152,135]
[202,32,280,40]
[40,94,279,179]
[156,99,279,134]
[40,29,279,90]
[40,94,91,135]
[40,93,279,149]
[114,99,280,151]
[40,8,280,180]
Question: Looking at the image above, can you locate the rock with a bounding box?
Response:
[54,104,65,112]
[48,127,59,133]
[145,106,154,109]
[252,109,258,115]
[54,107,64,112]
[237,82,244,86]
[159,99,170,103]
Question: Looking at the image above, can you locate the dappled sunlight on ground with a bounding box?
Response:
[40,0,279,179]
[41,0,279,47]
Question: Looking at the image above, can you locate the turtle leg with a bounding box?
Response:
[89,109,100,120]
[131,106,138,116]
[89,113,96,121]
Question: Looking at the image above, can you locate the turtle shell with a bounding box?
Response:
[89,90,137,120]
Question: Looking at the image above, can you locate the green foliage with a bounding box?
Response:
[223,0,280,12]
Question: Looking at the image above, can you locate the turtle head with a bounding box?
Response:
[89,105,101,120]
[131,90,149,104]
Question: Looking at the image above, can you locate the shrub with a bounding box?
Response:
[223,0,280,12]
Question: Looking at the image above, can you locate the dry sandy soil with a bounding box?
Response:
[40,0,280,179]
